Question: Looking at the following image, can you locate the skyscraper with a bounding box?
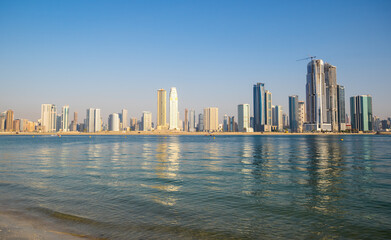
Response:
[184,108,189,132]
[5,109,14,132]
[71,112,78,131]
[324,63,338,131]
[337,85,346,131]
[86,108,95,133]
[109,113,120,131]
[169,87,179,130]
[297,101,305,132]
[238,104,250,132]
[306,59,325,131]
[350,95,373,132]
[0,112,6,132]
[142,111,152,131]
[272,105,283,132]
[223,114,229,132]
[94,109,101,132]
[122,109,128,130]
[189,109,196,132]
[253,83,265,132]
[289,95,299,132]
[41,104,57,132]
[264,90,272,131]
[157,89,167,130]
[198,113,204,132]
[203,107,218,132]
[61,105,69,132]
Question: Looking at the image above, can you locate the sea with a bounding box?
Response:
[0,135,390,239]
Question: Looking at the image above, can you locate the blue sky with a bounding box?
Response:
[1,0,390,122]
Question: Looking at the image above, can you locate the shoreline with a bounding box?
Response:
[0,131,383,136]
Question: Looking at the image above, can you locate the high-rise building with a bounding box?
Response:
[253,83,265,132]
[122,109,128,130]
[70,112,78,131]
[198,113,204,132]
[264,90,272,131]
[350,95,373,132]
[61,105,69,132]
[189,109,196,132]
[297,101,305,132]
[223,114,229,132]
[169,87,179,130]
[325,63,338,131]
[108,113,120,131]
[238,104,250,132]
[203,107,218,132]
[94,109,101,132]
[289,95,299,132]
[5,109,14,132]
[56,115,61,132]
[282,113,289,129]
[157,89,167,130]
[0,112,6,132]
[184,108,189,132]
[142,111,152,131]
[41,104,57,132]
[337,85,346,131]
[272,105,283,131]
[130,117,137,131]
[86,108,95,133]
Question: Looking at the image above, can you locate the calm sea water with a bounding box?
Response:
[0,135,390,239]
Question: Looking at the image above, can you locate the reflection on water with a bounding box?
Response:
[0,135,390,239]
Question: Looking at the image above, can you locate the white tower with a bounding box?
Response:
[169,87,179,130]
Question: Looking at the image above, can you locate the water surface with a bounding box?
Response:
[0,135,390,239]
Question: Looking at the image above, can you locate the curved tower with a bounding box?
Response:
[306,59,325,131]
[169,87,179,130]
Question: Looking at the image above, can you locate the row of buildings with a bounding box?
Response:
[0,59,384,133]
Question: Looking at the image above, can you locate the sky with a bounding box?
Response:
[1,0,390,123]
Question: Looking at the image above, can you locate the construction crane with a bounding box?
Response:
[296,56,316,61]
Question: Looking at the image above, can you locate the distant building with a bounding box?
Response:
[223,114,228,132]
[337,85,346,131]
[70,112,78,131]
[13,119,20,132]
[56,115,61,132]
[253,83,265,132]
[272,105,283,131]
[350,95,373,131]
[157,89,168,130]
[238,104,250,132]
[130,117,137,131]
[203,107,218,132]
[108,113,120,131]
[289,95,299,132]
[169,87,179,130]
[189,109,196,132]
[324,63,338,131]
[297,101,305,132]
[0,112,6,131]
[142,111,152,131]
[61,105,69,132]
[122,109,128,130]
[198,113,204,132]
[41,104,56,132]
[264,90,272,132]
[184,108,189,132]
[86,108,101,132]
[5,109,14,132]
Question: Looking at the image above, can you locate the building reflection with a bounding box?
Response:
[304,136,347,215]
[147,137,181,206]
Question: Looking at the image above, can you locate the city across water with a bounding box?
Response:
[0,135,390,239]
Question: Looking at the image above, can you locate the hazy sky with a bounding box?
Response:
[1,0,390,123]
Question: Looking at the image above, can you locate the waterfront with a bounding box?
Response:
[0,135,390,239]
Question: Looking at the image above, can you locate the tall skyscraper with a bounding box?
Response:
[94,109,101,132]
[297,101,305,132]
[0,112,6,132]
[238,104,250,132]
[56,115,61,132]
[289,95,299,132]
[86,108,95,133]
[61,105,69,132]
[325,63,338,131]
[184,108,189,132]
[130,117,137,131]
[198,113,204,132]
[337,85,346,131]
[41,104,57,132]
[350,95,373,131]
[142,111,152,131]
[122,109,128,130]
[189,109,196,132]
[223,114,229,132]
[157,89,167,130]
[5,109,14,132]
[70,112,78,131]
[272,105,283,131]
[108,113,120,131]
[203,107,218,132]
[264,90,272,131]
[169,87,179,130]
[253,83,265,132]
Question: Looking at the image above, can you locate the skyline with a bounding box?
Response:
[1,1,391,120]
